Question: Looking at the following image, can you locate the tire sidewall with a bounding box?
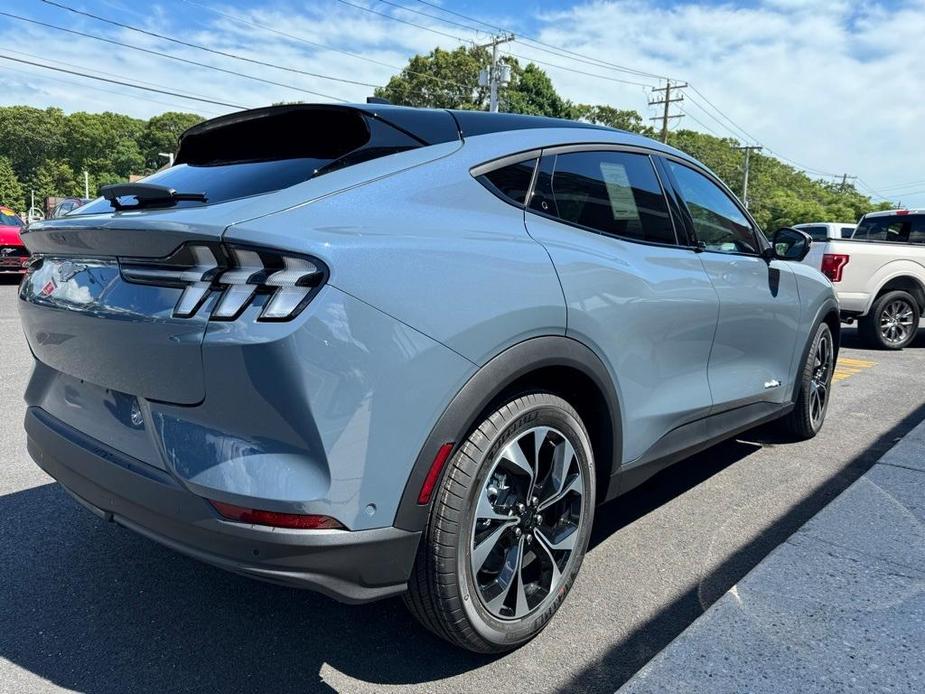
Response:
[455,399,596,649]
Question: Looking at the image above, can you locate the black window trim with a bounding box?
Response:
[656,153,770,258]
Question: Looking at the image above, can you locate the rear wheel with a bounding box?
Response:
[858,290,919,350]
[404,392,595,653]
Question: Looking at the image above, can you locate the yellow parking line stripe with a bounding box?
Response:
[832,356,876,384]
[838,357,877,368]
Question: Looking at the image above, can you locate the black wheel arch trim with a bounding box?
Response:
[393,335,623,532]
[792,297,840,404]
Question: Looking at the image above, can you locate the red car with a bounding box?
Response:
[0,207,29,274]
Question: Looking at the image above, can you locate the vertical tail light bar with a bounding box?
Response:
[121,243,326,321]
[821,253,849,282]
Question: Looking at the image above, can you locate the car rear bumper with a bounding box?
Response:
[25,406,421,603]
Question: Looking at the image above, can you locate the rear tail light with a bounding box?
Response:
[121,243,326,321]
[208,499,344,529]
[821,253,849,282]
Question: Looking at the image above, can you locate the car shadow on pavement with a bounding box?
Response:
[0,438,770,693]
[564,399,925,692]
[840,323,925,350]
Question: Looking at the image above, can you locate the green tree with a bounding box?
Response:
[375,46,488,109]
[25,159,82,208]
[0,106,67,181]
[506,64,572,118]
[140,112,204,169]
[0,157,24,210]
[572,104,654,135]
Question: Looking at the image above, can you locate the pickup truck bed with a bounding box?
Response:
[811,209,925,349]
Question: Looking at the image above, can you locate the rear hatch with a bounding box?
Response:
[19,104,460,411]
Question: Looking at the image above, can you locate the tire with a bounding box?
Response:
[404,392,596,653]
[782,321,834,440]
[858,290,920,350]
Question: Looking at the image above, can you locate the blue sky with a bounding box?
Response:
[2,0,924,207]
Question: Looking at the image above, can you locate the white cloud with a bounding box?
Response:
[0,0,921,206]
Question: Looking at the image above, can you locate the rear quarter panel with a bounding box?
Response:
[223,136,575,365]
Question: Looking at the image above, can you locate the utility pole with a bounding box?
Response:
[83,170,89,199]
[838,173,857,192]
[477,33,515,112]
[649,80,687,143]
[735,145,763,208]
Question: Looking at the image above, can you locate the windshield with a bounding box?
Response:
[0,210,22,227]
[853,214,925,244]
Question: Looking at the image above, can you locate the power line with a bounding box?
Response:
[177,0,472,91]
[411,0,668,81]
[502,50,654,89]
[2,45,235,104]
[0,63,222,115]
[0,53,249,109]
[1,10,351,103]
[367,0,491,35]
[334,0,472,43]
[40,0,375,94]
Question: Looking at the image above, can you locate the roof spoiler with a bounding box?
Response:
[175,104,460,166]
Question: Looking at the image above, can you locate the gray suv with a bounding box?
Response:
[19,104,838,653]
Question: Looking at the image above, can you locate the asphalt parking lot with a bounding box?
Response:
[1,278,924,694]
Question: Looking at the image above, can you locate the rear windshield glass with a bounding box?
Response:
[0,210,22,226]
[76,108,427,214]
[798,225,829,241]
[853,214,925,243]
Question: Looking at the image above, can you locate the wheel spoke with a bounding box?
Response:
[472,520,516,572]
[536,526,578,553]
[532,529,562,588]
[500,440,534,482]
[484,536,525,615]
[538,438,575,506]
[539,472,582,511]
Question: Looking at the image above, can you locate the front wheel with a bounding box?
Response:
[782,321,834,440]
[404,392,595,653]
[858,290,920,350]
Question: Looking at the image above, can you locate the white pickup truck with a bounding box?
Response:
[808,209,925,349]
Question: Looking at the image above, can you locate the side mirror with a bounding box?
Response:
[767,227,812,262]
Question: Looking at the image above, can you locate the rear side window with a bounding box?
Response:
[531,151,675,245]
[853,215,925,243]
[667,161,758,254]
[840,227,855,238]
[478,159,537,205]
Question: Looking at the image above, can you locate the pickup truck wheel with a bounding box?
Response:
[859,290,920,350]
[782,322,834,440]
[404,392,595,653]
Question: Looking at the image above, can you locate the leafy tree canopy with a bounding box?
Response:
[0,156,23,210]
[0,107,202,212]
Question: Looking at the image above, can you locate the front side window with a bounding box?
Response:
[531,151,675,245]
[667,161,758,254]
